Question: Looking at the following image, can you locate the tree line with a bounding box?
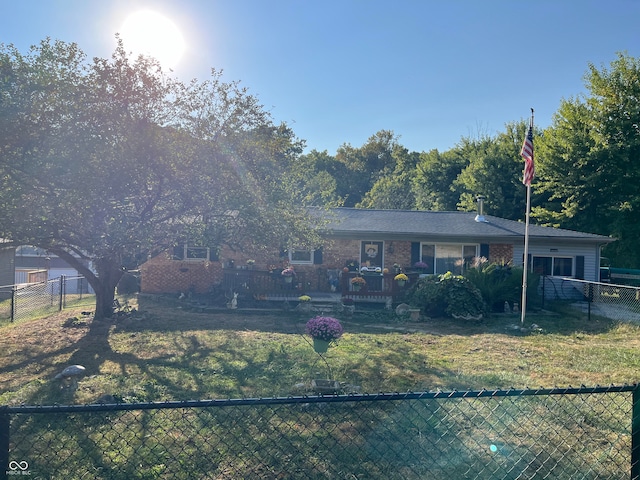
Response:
[0,38,637,318]
[292,53,640,269]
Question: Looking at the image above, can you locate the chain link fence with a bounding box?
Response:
[2,385,638,479]
[542,276,640,323]
[0,286,11,323]
[0,276,94,324]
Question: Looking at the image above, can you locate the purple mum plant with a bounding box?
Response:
[305,316,344,342]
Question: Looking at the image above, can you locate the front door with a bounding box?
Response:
[360,241,384,291]
[361,241,383,269]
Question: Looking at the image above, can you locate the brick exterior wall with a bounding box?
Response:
[139,252,223,294]
[488,244,513,264]
[318,239,414,271]
[139,240,516,294]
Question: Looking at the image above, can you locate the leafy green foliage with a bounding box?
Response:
[464,261,540,312]
[454,123,532,220]
[413,148,466,211]
[357,146,419,209]
[0,39,315,318]
[334,130,399,206]
[286,149,343,206]
[408,272,487,319]
[534,53,640,267]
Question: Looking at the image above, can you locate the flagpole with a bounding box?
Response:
[521,108,534,326]
[520,178,532,325]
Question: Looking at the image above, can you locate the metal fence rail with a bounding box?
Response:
[544,277,640,323]
[1,385,638,479]
[0,276,94,323]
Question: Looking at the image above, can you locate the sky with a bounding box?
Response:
[2,1,639,155]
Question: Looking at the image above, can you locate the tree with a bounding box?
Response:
[533,53,640,266]
[287,149,342,207]
[413,148,466,211]
[334,130,399,206]
[454,122,531,220]
[0,39,314,318]
[358,145,419,209]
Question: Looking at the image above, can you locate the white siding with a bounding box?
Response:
[512,242,602,282]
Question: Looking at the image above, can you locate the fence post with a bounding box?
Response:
[9,288,15,323]
[632,385,640,480]
[0,411,9,480]
[587,283,593,322]
[58,275,65,311]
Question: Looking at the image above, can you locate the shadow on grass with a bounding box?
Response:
[0,295,629,407]
[2,297,635,479]
[118,295,621,338]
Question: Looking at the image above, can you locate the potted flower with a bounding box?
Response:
[394,273,409,287]
[350,276,366,291]
[246,259,255,269]
[281,266,296,283]
[297,294,312,312]
[414,261,429,272]
[345,260,359,272]
[305,316,344,353]
[341,297,355,314]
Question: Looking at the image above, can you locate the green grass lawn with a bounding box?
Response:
[1,296,638,478]
[1,295,639,406]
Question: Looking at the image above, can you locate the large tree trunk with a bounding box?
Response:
[46,248,124,320]
[91,257,124,320]
[93,278,117,320]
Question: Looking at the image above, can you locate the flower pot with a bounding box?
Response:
[312,379,340,394]
[313,338,330,353]
[284,276,293,283]
[298,302,312,312]
[396,280,406,287]
[343,304,355,315]
[352,284,361,291]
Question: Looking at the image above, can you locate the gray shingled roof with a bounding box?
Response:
[319,208,613,244]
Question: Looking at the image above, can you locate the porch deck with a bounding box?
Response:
[221,268,417,306]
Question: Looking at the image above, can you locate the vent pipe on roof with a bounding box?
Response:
[475,195,488,223]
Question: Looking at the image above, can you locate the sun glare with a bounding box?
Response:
[119,10,186,70]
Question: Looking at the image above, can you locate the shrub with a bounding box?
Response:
[408,272,486,319]
[464,262,519,312]
[465,262,541,312]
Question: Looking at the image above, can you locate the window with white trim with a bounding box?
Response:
[532,256,573,276]
[172,244,217,262]
[289,248,314,265]
[421,243,478,275]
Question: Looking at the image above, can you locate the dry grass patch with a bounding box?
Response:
[0,296,639,406]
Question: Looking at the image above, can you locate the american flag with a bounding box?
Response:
[521,124,534,186]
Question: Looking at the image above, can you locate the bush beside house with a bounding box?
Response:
[407,272,487,320]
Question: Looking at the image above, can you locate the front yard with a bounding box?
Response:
[0,295,639,406]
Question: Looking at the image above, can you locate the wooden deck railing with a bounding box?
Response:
[222,269,418,301]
